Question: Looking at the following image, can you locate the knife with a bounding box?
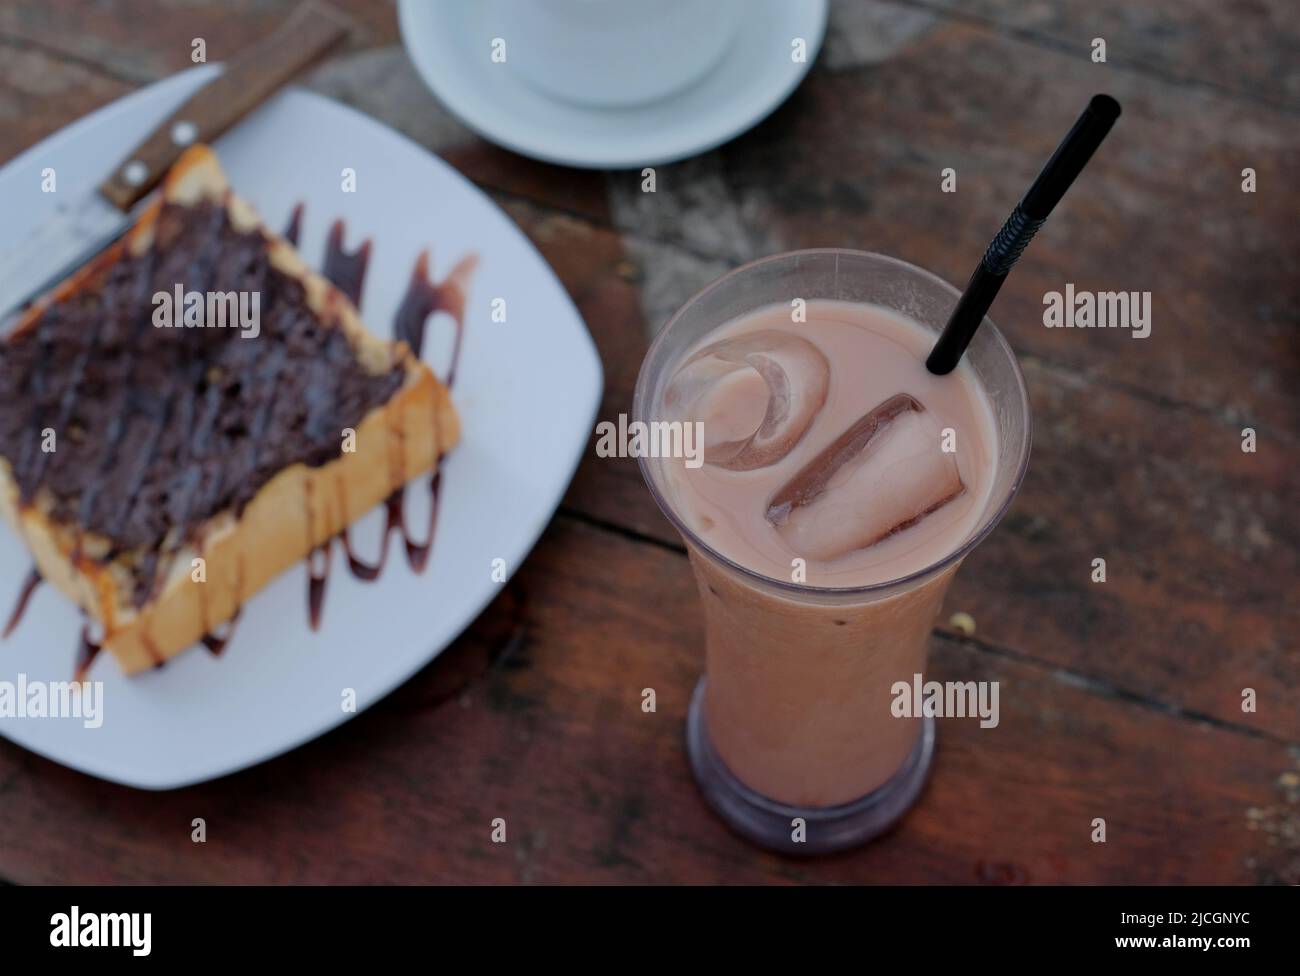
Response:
[0,2,350,324]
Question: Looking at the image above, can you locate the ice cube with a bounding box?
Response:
[662,330,828,470]
[766,393,965,561]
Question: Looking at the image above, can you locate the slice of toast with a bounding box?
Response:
[0,146,458,673]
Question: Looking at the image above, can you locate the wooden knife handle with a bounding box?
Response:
[99,2,350,210]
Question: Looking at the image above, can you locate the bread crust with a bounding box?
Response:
[0,146,459,673]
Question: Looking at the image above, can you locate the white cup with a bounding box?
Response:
[490,0,744,108]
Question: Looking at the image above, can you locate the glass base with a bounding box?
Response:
[686,678,935,856]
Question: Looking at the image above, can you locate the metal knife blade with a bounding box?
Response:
[0,191,133,325]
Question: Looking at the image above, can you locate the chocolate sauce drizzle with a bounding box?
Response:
[3,563,102,679]
[200,608,241,657]
[283,203,304,247]
[74,623,103,683]
[338,485,436,583]
[3,567,42,640]
[303,216,472,631]
[322,220,372,308]
[306,541,333,631]
[3,206,474,677]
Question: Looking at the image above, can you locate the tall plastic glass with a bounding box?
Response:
[634,250,1032,854]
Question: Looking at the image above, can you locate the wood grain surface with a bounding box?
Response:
[0,0,1295,884]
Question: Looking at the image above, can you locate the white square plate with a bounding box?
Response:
[0,66,602,788]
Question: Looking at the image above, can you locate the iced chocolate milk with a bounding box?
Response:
[635,250,1031,853]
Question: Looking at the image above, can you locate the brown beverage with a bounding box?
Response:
[659,299,996,806]
[635,250,1030,852]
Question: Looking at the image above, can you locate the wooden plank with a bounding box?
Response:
[951,355,1300,742]
[0,0,400,83]
[0,516,1292,883]
[899,0,1300,109]
[0,43,132,162]
[711,21,1299,433]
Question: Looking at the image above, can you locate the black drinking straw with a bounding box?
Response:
[926,94,1121,375]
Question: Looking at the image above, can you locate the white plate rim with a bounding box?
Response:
[0,68,604,789]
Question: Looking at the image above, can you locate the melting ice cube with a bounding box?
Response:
[662,330,828,470]
[766,393,965,561]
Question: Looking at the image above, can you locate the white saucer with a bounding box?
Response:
[397,0,829,169]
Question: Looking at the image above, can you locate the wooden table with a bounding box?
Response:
[0,0,1295,884]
